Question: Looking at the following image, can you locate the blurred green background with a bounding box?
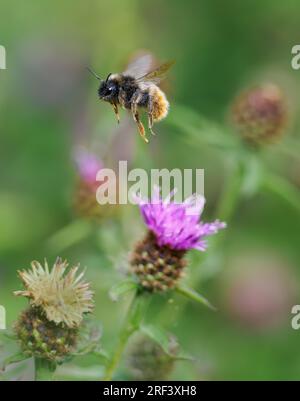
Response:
[1,0,300,380]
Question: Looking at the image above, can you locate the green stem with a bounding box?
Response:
[263,173,300,214]
[103,292,149,381]
[198,159,245,274]
[34,358,55,381]
[55,365,105,380]
[204,158,247,274]
[217,160,245,222]
[45,219,93,254]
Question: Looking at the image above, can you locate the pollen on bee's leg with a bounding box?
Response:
[139,123,148,143]
[134,112,148,143]
[111,103,120,124]
[148,114,156,136]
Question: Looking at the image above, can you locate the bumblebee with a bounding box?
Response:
[88,54,174,143]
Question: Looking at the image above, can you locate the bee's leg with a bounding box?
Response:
[148,96,156,136]
[134,110,148,144]
[118,89,127,109]
[111,102,120,124]
[131,93,148,143]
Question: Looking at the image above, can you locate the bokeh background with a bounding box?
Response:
[1,0,300,380]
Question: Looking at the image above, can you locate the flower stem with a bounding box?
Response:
[34,358,55,381]
[216,159,245,222]
[103,291,149,381]
[45,219,93,254]
[198,158,246,270]
[200,158,246,273]
[263,173,300,214]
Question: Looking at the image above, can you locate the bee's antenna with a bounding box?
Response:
[87,67,102,80]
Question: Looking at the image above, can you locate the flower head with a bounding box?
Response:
[138,189,226,251]
[126,334,179,381]
[130,189,226,292]
[74,148,103,185]
[232,83,287,146]
[15,258,94,328]
[15,307,78,362]
[73,148,118,220]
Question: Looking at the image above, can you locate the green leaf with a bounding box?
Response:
[168,104,240,150]
[175,285,217,311]
[140,324,174,356]
[109,279,138,302]
[275,138,300,161]
[92,348,109,361]
[175,351,195,362]
[0,352,28,372]
[74,319,104,357]
[45,219,93,254]
[1,330,18,341]
[263,173,300,214]
[140,324,194,361]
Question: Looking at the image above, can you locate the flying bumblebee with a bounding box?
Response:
[88,54,174,143]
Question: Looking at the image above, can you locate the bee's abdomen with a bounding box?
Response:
[152,87,169,121]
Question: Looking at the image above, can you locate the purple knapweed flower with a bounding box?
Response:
[73,148,116,220]
[74,148,103,185]
[130,188,226,292]
[138,189,226,252]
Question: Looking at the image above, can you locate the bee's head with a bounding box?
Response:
[98,74,119,102]
[87,68,119,102]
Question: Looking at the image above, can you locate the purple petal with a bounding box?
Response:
[137,188,226,251]
[74,148,103,184]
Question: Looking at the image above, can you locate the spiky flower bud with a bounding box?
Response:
[231,84,287,146]
[14,258,94,362]
[130,189,226,292]
[126,334,179,381]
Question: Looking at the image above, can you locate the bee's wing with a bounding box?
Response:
[136,60,175,84]
[122,53,154,79]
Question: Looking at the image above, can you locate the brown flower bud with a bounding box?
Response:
[126,334,179,381]
[232,84,287,146]
[130,231,187,292]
